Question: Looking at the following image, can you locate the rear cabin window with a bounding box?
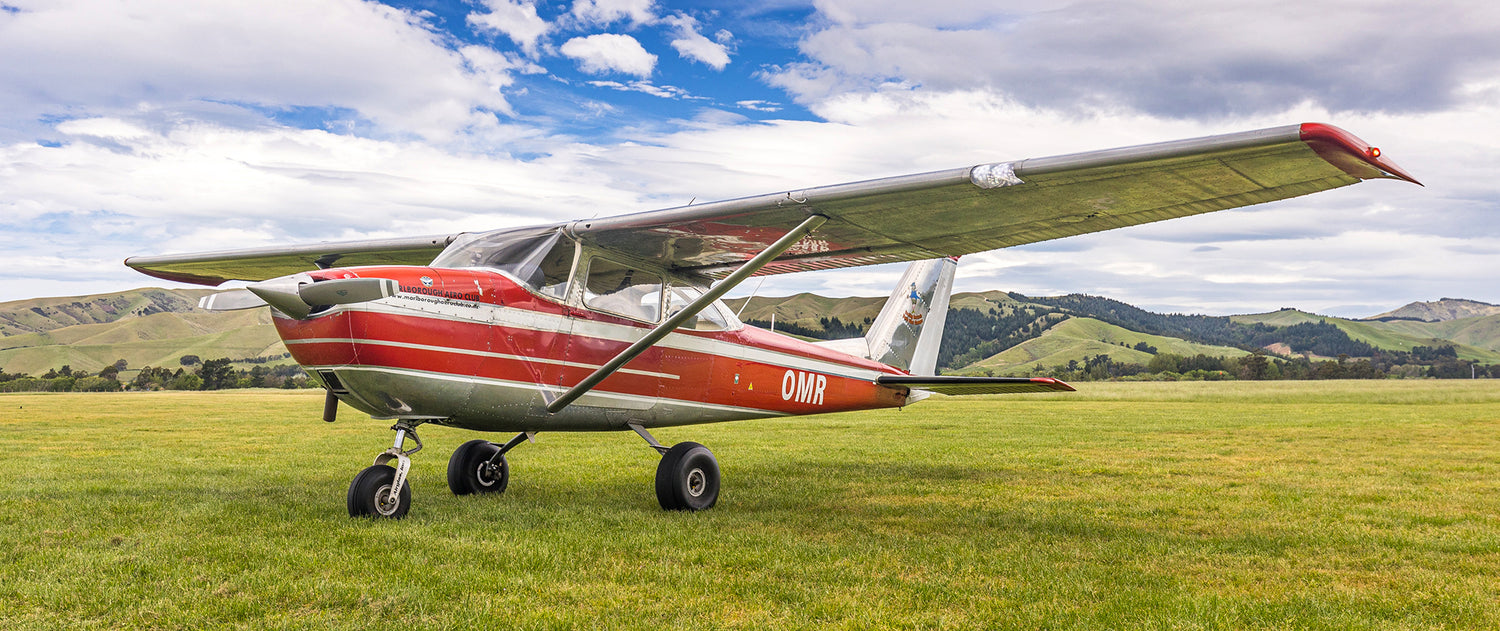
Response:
[666,285,731,331]
[583,258,663,323]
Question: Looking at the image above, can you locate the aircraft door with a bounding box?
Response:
[661,284,736,424]
[567,256,668,427]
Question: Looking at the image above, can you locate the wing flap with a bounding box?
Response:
[876,375,1076,396]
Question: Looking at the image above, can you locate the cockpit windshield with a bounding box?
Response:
[430,227,574,297]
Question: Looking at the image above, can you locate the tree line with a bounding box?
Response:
[1004,350,1499,382]
[0,354,315,393]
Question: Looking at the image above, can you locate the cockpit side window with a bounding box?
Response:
[582,258,663,323]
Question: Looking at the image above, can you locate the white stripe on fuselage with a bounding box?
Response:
[284,337,679,380]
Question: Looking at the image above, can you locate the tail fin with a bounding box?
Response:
[865,257,957,376]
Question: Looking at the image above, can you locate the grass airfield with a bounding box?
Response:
[3,381,1499,629]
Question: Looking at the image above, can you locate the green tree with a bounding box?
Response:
[170,373,203,390]
[198,358,235,390]
[74,376,122,392]
[1238,353,1269,380]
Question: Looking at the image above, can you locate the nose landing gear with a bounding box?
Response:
[347,421,423,519]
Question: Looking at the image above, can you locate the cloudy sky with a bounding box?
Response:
[2,0,1497,317]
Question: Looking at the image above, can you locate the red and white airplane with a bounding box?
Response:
[125,123,1418,518]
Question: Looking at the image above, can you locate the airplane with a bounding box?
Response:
[124,122,1419,518]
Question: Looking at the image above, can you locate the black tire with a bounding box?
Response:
[447,439,508,496]
[655,441,720,511]
[347,464,411,519]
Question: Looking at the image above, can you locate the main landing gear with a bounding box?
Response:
[633,424,721,511]
[346,422,721,518]
[447,432,532,496]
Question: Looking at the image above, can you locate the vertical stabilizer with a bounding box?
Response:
[864,258,957,376]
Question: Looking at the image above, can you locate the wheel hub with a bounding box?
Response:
[475,462,498,487]
[374,484,401,516]
[686,467,706,497]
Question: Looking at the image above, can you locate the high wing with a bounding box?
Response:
[125,123,1418,286]
[126,234,459,286]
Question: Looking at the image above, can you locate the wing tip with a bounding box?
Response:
[1030,377,1076,392]
[122,258,231,286]
[1299,122,1422,186]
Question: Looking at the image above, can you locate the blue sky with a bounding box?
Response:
[2,0,1498,317]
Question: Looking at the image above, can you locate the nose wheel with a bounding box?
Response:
[347,421,423,519]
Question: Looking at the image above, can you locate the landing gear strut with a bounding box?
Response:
[347,421,423,519]
[632,424,720,511]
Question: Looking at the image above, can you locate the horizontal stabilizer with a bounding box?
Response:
[198,288,267,311]
[876,375,1075,395]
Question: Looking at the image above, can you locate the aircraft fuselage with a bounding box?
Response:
[282,265,909,432]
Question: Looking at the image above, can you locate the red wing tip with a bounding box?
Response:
[1031,377,1076,392]
[1299,122,1422,186]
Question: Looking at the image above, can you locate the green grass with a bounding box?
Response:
[4,382,1500,629]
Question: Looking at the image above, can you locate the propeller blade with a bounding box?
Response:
[198,288,267,311]
[298,278,399,305]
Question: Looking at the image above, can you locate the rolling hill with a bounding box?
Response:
[954,316,1250,376]
[1233,309,1500,363]
[1366,298,1500,322]
[0,288,217,336]
[0,289,289,377]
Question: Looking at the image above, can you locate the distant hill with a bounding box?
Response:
[0,288,216,336]
[0,288,288,377]
[1234,309,1500,364]
[1366,298,1500,323]
[953,316,1249,376]
[723,293,886,335]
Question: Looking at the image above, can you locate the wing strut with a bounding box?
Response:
[547,214,829,414]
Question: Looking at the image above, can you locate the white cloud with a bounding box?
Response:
[663,13,731,70]
[774,1,1500,118]
[560,33,657,77]
[737,100,782,112]
[54,118,153,140]
[569,0,656,27]
[467,0,551,57]
[0,0,520,141]
[586,80,701,100]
